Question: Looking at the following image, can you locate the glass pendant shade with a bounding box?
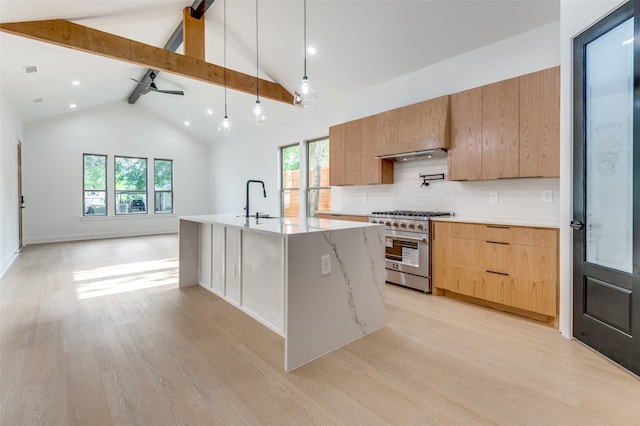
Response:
[248,99,267,125]
[293,76,316,108]
[218,115,232,136]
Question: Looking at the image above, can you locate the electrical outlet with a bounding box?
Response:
[321,255,331,275]
[363,193,368,203]
[232,265,237,278]
[542,190,553,203]
[489,192,499,204]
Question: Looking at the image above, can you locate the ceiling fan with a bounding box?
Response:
[130,72,184,96]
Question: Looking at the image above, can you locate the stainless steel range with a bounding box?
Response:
[368,210,453,293]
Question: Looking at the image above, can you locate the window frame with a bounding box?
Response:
[83,153,108,217]
[114,155,148,215]
[306,136,331,218]
[280,143,301,218]
[154,158,174,214]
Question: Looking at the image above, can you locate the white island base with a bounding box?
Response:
[179,215,386,371]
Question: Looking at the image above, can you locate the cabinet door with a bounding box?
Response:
[329,124,346,186]
[482,78,519,179]
[343,120,362,185]
[361,115,393,184]
[449,87,483,180]
[519,67,560,177]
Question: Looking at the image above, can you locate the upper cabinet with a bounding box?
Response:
[449,66,560,181]
[375,95,451,156]
[330,116,393,186]
[519,67,560,178]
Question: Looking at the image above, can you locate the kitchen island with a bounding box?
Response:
[179,215,386,371]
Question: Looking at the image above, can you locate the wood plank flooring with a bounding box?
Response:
[1,234,638,425]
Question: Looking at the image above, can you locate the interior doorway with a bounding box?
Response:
[17,140,23,250]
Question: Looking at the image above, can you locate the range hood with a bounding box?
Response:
[376,148,447,161]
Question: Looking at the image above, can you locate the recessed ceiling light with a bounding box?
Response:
[184,121,190,126]
[307,46,317,56]
[206,109,213,115]
[72,80,80,86]
[69,104,77,109]
[23,65,39,74]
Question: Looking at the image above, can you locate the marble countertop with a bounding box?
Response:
[180,214,382,236]
[431,216,561,229]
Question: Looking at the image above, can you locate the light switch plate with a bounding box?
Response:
[489,192,499,204]
[542,190,553,203]
[321,255,331,275]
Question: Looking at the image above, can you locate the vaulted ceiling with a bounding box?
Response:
[0,0,560,143]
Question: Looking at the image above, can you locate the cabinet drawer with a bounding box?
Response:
[484,241,511,275]
[450,223,486,240]
[511,277,556,316]
[485,225,511,243]
[511,227,558,248]
[512,245,557,283]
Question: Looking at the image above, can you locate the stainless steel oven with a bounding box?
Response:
[369,211,452,293]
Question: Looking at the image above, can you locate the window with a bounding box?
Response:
[83,154,107,216]
[280,144,300,217]
[280,138,330,218]
[115,156,147,215]
[154,159,173,214]
[307,137,331,217]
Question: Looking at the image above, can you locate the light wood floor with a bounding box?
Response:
[1,234,638,425]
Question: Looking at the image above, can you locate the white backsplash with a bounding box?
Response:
[332,157,560,224]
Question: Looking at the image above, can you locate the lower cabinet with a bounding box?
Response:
[432,221,558,324]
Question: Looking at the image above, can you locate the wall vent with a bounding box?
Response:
[23,65,39,74]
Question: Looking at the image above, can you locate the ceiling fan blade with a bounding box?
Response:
[129,77,143,84]
[155,89,184,96]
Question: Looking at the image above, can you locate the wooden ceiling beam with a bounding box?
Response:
[0,19,294,104]
[183,6,205,61]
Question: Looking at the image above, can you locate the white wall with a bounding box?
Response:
[0,85,23,277]
[557,0,628,337]
[209,21,560,221]
[23,102,210,244]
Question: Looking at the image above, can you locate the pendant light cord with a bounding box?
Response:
[223,0,228,116]
[303,0,307,78]
[255,0,260,101]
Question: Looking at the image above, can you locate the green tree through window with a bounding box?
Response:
[83,154,107,216]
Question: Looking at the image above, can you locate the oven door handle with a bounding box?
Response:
[386,235,427,243]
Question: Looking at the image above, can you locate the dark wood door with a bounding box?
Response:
[572,1,640,375]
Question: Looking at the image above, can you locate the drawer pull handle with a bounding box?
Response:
[486,270,510,276]
[486,240,509,245]
[487,225,510,229]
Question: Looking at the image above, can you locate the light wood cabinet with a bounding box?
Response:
[375,95,451,156]
[519,67,560,177]
[482,78,520,179]
[449,87,483,181]
[432,221,559,324]
[448,67,560,181]
[329,116,393,186]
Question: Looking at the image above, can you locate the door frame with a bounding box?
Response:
[17,140,23,250]
[572,0,640,374]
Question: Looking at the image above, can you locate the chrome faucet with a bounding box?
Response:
[246,180,266,218]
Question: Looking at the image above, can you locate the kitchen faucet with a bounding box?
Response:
[245,180,266,218]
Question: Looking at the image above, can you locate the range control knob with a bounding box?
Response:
[385,220,392,226]
[407,223,416,230]
[399,222,407,228]
[391,221,399,227]
[416,223,425,231]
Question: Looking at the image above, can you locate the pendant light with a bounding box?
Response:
[248,0,267,125]
[218,0,232,135]
[293,0,316,107]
